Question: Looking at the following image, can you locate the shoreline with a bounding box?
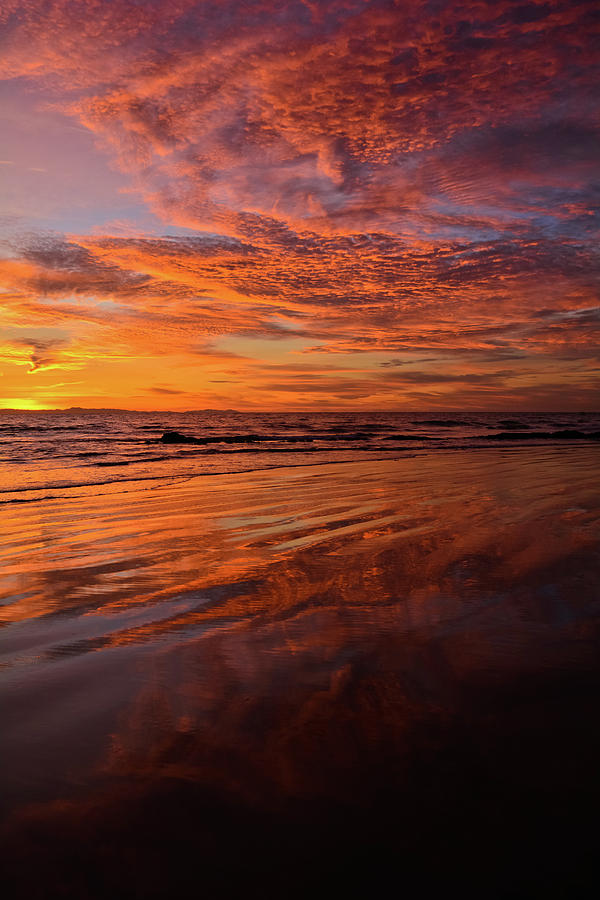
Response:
[1,440,598,507]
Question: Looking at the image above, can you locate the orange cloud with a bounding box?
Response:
[0,1,598,409]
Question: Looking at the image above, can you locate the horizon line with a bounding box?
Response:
[1,406,599,415]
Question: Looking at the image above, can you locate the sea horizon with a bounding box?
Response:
[3,405,600,413]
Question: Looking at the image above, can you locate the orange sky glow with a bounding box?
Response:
[0,0,598,410]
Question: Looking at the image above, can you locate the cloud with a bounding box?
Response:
[0,335,73,373]
[148,386,186,395]
[382,370,514,386]
[0,1,598,407]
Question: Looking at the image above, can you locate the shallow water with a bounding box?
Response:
[1,447,600,897]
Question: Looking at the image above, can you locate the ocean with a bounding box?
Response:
[1,408,599,504]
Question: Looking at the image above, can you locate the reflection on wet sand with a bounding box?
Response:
[2,449,600,897]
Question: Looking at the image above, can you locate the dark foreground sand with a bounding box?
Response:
[2,448,600,898]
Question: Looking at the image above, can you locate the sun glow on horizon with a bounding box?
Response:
[0,398,50,411]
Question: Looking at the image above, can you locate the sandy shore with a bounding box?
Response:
[2,447,600,897]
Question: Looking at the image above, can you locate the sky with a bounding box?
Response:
[0,0,598,411]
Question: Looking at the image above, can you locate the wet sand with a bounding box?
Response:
[2,448,600,897]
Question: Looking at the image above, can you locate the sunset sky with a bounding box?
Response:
[0,0,598,410]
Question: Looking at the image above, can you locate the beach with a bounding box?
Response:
[2,446,600,897]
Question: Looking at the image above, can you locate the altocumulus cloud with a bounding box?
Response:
[0,0,598,408]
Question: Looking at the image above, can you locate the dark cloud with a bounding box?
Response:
[148,386,186,395]
[382,370,514,386]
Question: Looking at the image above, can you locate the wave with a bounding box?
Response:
[156,444,389,456]
[497,419,530,429]
[0,452,420,505]
[324,423,383,433]
[156,430,393,446]
[0,467,212,503]
[95,454,188,466]
[0,424,86,432]
[481,430,600,441]
[0,436,146,445]
[419,419,472,427]
[383,434,435,441]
